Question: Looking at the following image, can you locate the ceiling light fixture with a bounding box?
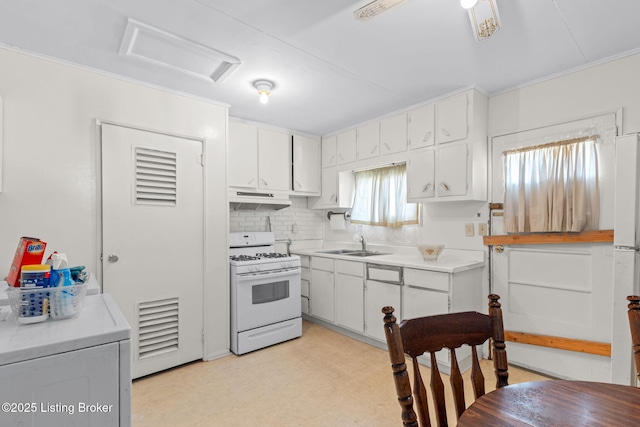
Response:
[254,80,273,104]
[460,0,478,9]
[467,0,501,42]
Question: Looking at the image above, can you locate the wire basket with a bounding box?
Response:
[6,283,88,323]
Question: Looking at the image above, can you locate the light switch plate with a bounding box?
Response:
[465,223,474,237]
[478,223,487,236]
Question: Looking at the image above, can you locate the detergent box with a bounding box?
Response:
[7,237,47,287]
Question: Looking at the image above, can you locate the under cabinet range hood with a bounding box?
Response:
[229,191,291,211]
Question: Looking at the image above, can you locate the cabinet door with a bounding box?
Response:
[380,113,408,155]
[365,280,400,342]
[321,135,337,168]
[320,167,338,206]
[402,286,449,365]
[407,148,435,201]
[228,121,258,188]
[258,128,291,191]
[408,103,435,149]
[336,273,364,333]
[437,93,468,144]
[310,268,335,322]
[437,143,468,197]
[337,129,357,164]
[293,135,320,194]
[356,122,380,160]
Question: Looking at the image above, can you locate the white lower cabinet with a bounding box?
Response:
[310,257,335,322]
[365,279,401,342]
[335,260,365,333]
[301,256,310,315]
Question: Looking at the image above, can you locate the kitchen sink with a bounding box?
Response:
[315,249,388,257]
[316,249,358,254]
[343,250,388,257]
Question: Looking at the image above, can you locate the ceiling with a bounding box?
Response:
[1,0,639,136]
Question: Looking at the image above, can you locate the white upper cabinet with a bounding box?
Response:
[258,128,291,191]
[408,103,435,150]
[436,143,468,197]
[437,92,469,144]
[228,121,258,189]
[407,148,435,201]
[321,135,337,168]
[293,134,321,195]
[380,113,408,155]
[337,129,357,165]
[356,122,380,160]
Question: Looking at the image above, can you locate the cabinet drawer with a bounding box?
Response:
[312,256,334,272]
[367,264,403,284]
[404,268,449,292]
[336,260,364,276]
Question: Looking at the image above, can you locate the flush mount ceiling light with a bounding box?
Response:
[354,0,406,21]
[467,0,501,42]
[254,80,273,104]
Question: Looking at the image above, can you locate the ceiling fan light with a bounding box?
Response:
[460,0,478,9]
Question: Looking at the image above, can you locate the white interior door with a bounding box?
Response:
[101,123,204,379]
[490,114,617,381]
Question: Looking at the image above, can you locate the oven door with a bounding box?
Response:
[234,267,301,332]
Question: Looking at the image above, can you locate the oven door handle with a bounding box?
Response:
[236,268,300,282]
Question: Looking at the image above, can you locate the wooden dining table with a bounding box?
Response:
[456,380,640,426]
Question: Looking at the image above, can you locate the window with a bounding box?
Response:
[503,135,599,233]
[350,164,419,228]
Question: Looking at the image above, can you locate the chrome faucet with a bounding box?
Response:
[359,235,366,252]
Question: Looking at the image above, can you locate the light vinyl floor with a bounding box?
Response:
[132,320,549,426]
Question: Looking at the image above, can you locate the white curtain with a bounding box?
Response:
[350,164,419,228]
[503,136,599,233]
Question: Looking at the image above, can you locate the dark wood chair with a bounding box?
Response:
[627,295,640,383]
[382,294,509,427]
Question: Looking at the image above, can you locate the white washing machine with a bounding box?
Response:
[0,293,131,427]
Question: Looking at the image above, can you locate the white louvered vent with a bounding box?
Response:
[138,297,179,360]
[135,147,177,206]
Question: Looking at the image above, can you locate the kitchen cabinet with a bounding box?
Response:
[437,92,469,144]
[321,135,337,168]
[436,143,468,197]
[337,129,357,165]
[310,257,335,323]
[406,89,488,202]
[228,121,291,192]
[308,168,355,209]
[258,128,291,191]
[408,103,435,150]
[301,256,310,315]
[292,134,320,195]
[407,148,435,201]
[228,121,258,188]
[380,113,408,155]
[365,278,401,342]
[335,260,365,333]
[356,122,380,160]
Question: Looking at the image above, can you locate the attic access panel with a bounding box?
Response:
[119,19,241,84]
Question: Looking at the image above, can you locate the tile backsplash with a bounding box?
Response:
[229,196,323,241]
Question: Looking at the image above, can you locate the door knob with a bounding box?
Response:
[107,254,119,263]
[494,245,504,253]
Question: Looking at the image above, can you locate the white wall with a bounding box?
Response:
[0,47,229,360]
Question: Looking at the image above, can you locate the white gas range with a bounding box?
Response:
[229,232,302,355]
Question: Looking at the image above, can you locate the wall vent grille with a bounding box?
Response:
[135,147,177,206]
[138,297,179,360]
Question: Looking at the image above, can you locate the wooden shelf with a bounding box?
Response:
[483,230,614,246]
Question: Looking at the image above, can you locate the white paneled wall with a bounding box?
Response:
[229,197,323,241]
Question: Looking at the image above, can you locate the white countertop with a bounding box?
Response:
[0,293,130,365]
[292,245,485,273]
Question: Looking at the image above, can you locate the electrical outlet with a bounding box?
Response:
[465,223,474,237]
[478,223,487,236]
